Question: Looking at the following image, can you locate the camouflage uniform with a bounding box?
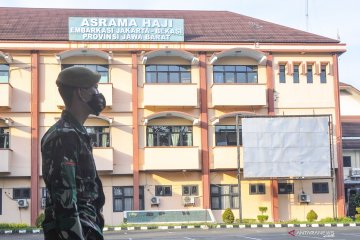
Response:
[41,110,105,240]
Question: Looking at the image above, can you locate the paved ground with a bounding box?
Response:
[1,227,360,240]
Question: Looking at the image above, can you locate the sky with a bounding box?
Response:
[1,0,359,89]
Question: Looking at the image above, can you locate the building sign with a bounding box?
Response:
[68,17,184,42]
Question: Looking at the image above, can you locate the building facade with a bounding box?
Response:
[0,7,346,226]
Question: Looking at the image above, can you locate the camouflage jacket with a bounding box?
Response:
[41,110,105,240]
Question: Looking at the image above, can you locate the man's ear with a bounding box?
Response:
[77,88,89,103]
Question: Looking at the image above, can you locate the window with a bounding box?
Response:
[320,64,327,83]
[113,186,144,212]
[147,126,192,147]
[249,183,266,195]
[182,185,198,196]
[0,64,9,83]
[215,125,242,146]
[343,156,352,167]
[146,65,191,83]
[278,183,294,194]
[62,64,109,83]
[13,188,30,199]
[313,182,329,194]
[279,64,286,83]
[155,185,172,196]
[307,64,313,83]
[42,188,48,198]
[293,64,300,83]
[85,126,110,147]
[0,127,10,148]
[213,65,258,84]
[210,184,239,210]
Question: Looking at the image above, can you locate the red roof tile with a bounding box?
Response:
[0,7,339,43]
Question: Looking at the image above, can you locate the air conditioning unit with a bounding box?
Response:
[17,199,29,208]
[150,196,160,205]
[41,198,46,208]
[298,194,311,203]
[182,196,195,206]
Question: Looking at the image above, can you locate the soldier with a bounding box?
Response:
[41,66,106,240]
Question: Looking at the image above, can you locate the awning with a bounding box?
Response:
[209,48,267,65]
[0,117,14,126]
[144,111,199,125]
[56,49,112,63]
[142,49,199,65]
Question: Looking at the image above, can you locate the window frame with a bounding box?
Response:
[13,188,31,199]
[213,65,258,84]
[155,185,172,197]
[293,64,300,83]
[112,186,144,212]
[307,64,313,83]
[215,125,242,146]
[0,64,9,83]
[343,156,352,168]
[278,183,294,194]
[320,64,327,83]
[145,65,191,83]
[279,64,286,83]
[312,182,329,194]
[62,64,109,83]
[182,185,199,196]
[210,184,239,210]
[146,125,193,147]
[249,183,266,195]
[85,126,110,147]
[0,127,10,149]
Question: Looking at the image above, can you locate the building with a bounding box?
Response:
[339,82,360,214]
[0,7,346,226]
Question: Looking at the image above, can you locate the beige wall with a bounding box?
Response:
[340,89,360,116]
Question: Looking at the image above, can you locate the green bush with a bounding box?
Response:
[0,223,29,229]
[257,215,269,223]
[318,217,335,223]
[258,206,268,215]
[337,217,354,223]
[306,210,318,222]
[35,213,45,228]
[236,218,257,224]
[222,208,235,224]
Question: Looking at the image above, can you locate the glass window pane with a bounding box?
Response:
[157,65,168,71]
[180,72,191,83]
[124,187,133,197]
[211,197,220,209]
[224,66,236,71]
[250,185,257,194]
[231,186,239,194]
[236,72,247,83]
[232,196,239,208]
[0,64,9,71]
[146,72,157,83]
[114,198,123,211]
[221,186,230,195]
[146,65,156,71]
[168,65,179,71]
[169,72,180,83]
[124,198,133,210]
[0,75,9,83]
[225,72,235,83]
[213,72,224,83]
[164,186,171,195]
[113,187,123,196]
[213,66,224,72]
[221,195,231,209]
[258,184,265,194]
[236,66,246,71]
[191,186,198,195]
[183,186,190,195]
[247,72,258,83]
[247,66,257,72]
[179,65,191,71]
[158,72,168,83]
[99,72,108,83]
[211,185,219,194]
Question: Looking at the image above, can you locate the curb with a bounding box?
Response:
[1,223,360,235]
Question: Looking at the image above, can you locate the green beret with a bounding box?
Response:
[56,66,101,88]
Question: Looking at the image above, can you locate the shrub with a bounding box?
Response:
[318,217,335,223]
[348,193,360,216]
[222,208,235,224]
[337,217,353,223]
[236,218,256,224]
[306,210,318,222]
[0,223,29,229]
[35,213,45,228]
[257,206,268,223]
[356,207,360,221]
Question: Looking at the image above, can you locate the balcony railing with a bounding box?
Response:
[211,84,266,107]
[0,149,12,172]
[93,147,113,171]
[143,147,200,170]
[143,84,198,107]
[0,83,12,108]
